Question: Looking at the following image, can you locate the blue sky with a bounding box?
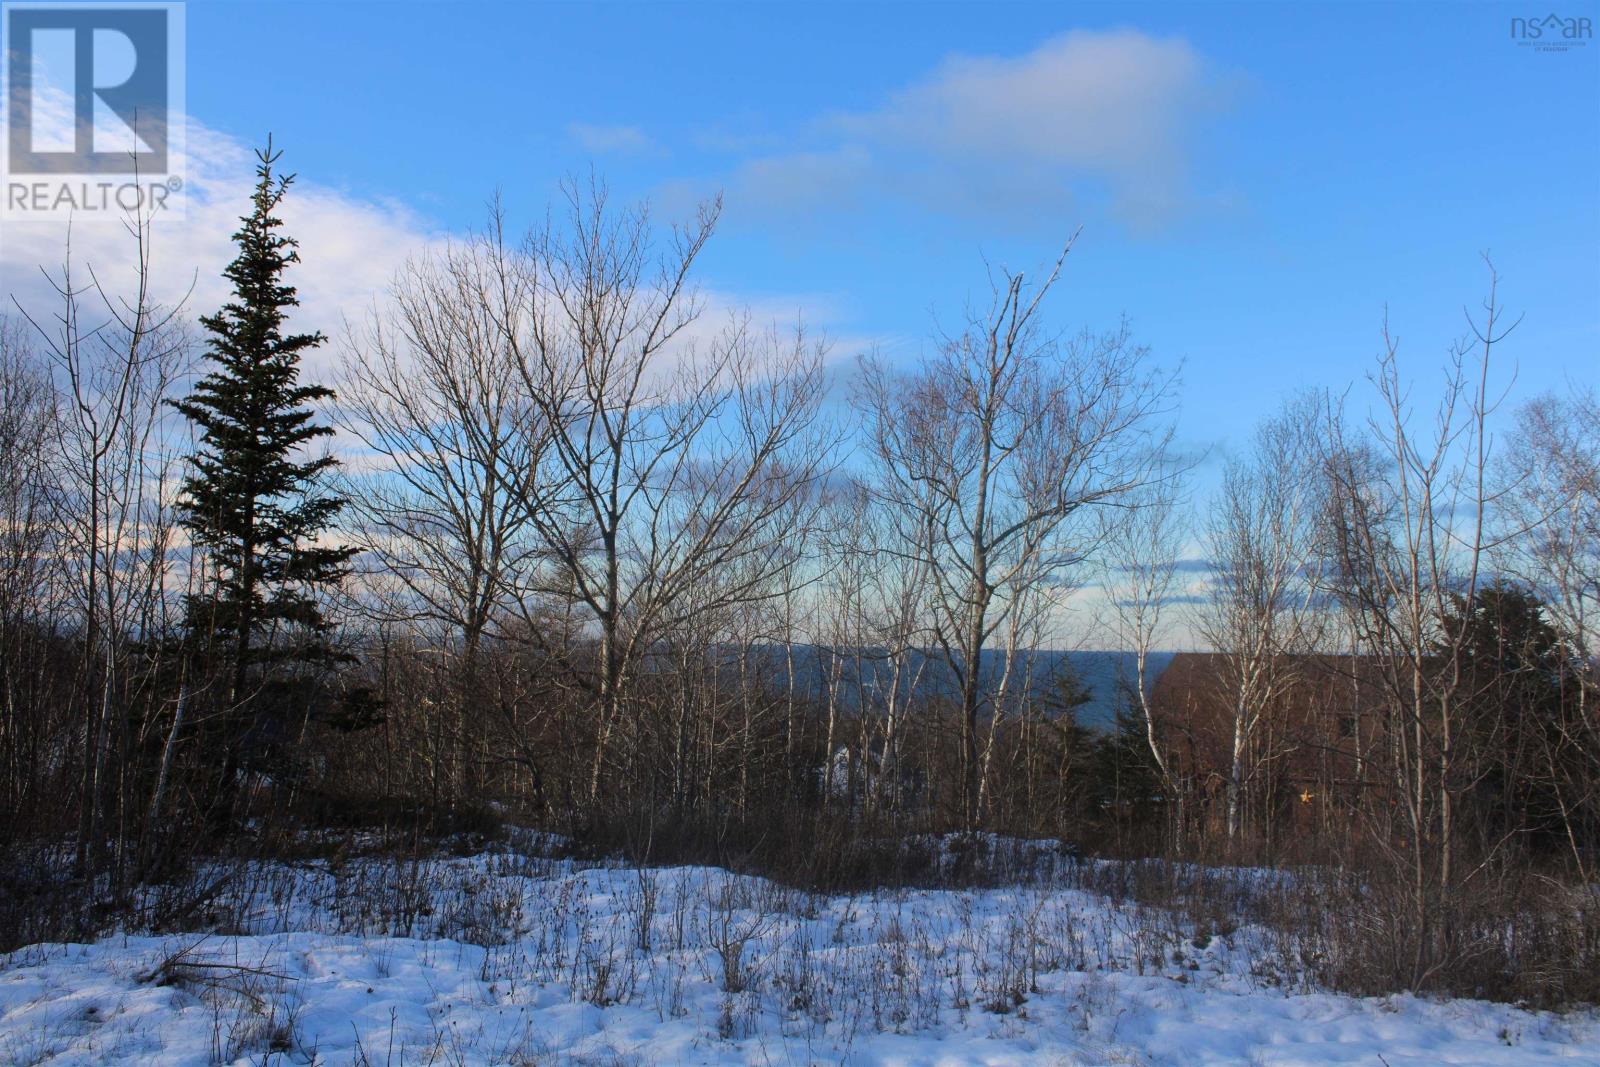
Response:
[0,0,1589,648]
[5,0,1596,469]
[174,0,1598,461]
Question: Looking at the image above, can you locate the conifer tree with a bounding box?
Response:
[173,141,355,754]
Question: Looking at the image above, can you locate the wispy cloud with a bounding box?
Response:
[1111,557,1217,575]
[708,29,1232,233]
[567,122,657,155]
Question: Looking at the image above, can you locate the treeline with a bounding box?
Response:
[0,149,1596,992]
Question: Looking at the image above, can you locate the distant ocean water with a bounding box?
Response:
[742,647,1177,733]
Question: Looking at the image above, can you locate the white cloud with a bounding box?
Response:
[0,108,874,407]
[719,30,1227,232]
[567,122,657,155]
[0,113,444,381]
[842,30,1204,175]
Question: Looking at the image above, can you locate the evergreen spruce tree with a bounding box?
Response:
[173,141,356,771]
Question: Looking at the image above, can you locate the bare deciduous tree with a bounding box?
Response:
[1198,392,1328,840]
[339,211,547,806]
[513,181,833,805]
[858,240,1177,831]
[0,320,63,825]
[17,217,190,879]
[1320,269,1513,985]
[1492,386,1600,875]
[1098,485,1187,825]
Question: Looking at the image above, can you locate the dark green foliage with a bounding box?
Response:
[1439,582,1590,850]
[1042,658,1094,719]
[1012,658,1165,848]
[172,141,357,766]
[1099,707,1166,801]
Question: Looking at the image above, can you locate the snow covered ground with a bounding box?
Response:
[2,846,1595,1066]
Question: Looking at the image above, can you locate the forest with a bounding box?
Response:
[1,146,1597,1022]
